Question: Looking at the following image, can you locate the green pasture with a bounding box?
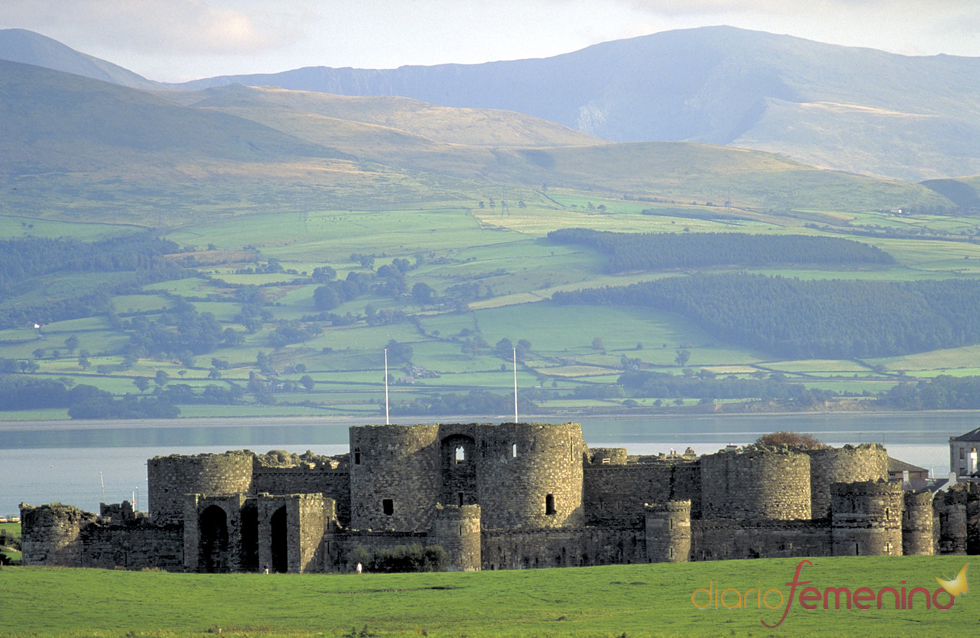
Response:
[2,556,973,637]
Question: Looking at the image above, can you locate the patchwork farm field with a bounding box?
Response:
[7,194,980,419]
[0,556,974,637]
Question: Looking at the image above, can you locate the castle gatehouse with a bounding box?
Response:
[19,422,977,572]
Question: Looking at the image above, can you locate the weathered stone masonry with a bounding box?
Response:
[20,423,975,573]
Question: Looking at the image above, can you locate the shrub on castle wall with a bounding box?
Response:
[349,543,448,573]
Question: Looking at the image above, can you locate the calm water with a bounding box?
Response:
[1,412,971,518]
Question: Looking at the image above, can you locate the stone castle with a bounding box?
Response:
[19,422,980,572]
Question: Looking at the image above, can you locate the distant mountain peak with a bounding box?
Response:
[0,28,159,90]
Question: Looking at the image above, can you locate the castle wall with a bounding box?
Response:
[481,527,646,570]
[691,519,833,561]
[700,448,811,520]
[253,468,351,527]
[257,493,325,573]
[20,503,182,570]
[808,445,889,519]
[831,481,903,556]
[148,451,254,525]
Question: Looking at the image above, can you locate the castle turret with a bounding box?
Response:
[902,490,934,555]
[645,500,691,563]
[700,447,811,520]
[19,503,96,566]
[431,504,481,571]
[831,481,903,556]
[475,422,585,529]
[808,444,889,519]
[148,451,254,525]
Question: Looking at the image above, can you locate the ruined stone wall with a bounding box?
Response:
[583,459,700,527]
[148,451,254,525]
[350,424,441,532]
[691,519,833,561]
[19,503,97,566]
[253,468,351,527]
[475,422,585,529]
[588,448,628,465]
[77,522,183,570]
[584,464,672,527]
[481,527,646,570]
[902,490,934,556]
[808,445,889,519]
[831,481,903,556]
[700,448,811,520]
[20,502,182,569]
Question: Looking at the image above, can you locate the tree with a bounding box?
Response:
[313,286,342,311]
[754,431,827,450]
[675,349,691,366]
[208,368,222,380]
[312,266,337,282]
[154,370,170,389]
[495,338,514,359]
[412,282,436,306]
[300,375,316,391]
[592,337,605,352]
[32,348,45,360]
[133,377,150,393]
[386,340,413,365]
[64,335,79,354]
[78,350,91,371]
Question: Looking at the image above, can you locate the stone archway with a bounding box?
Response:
[199,505,230,573]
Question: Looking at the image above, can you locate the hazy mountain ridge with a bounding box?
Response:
[4,26,980,180]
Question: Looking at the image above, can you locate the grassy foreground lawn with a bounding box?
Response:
[0,556,973,637]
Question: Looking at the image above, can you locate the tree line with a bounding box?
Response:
[546,229,895,273]
[880,375,980,410]
[553,274,980,359]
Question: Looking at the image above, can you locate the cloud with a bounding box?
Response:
[0,0,288,54]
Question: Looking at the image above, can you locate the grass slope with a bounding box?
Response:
[0,556,973,637]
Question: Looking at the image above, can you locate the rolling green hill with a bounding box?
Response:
[1,54,979,420]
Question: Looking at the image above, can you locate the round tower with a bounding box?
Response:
[645,500,691,563]
[19,503,96,566]
[831,480,903,556]
[902,490,934,555]
[431,504,481,571]
[147,451,254,525]
[700,447,811,520]
[349,424,441,531]
[808,444,889,519]
[935,486,968,555]
[475,422,585,529]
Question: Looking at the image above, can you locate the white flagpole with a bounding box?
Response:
[513,348,518,423]
[384,348,390,425]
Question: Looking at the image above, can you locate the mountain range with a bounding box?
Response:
[3,26,980,182]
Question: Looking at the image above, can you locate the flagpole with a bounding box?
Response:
[384,348,390,425]
[513,348,518,424]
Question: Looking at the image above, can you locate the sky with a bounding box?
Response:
[0,0,978,82]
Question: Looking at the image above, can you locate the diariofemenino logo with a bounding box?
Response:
[690,560,968,628]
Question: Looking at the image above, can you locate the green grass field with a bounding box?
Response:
[0,556,973,637]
